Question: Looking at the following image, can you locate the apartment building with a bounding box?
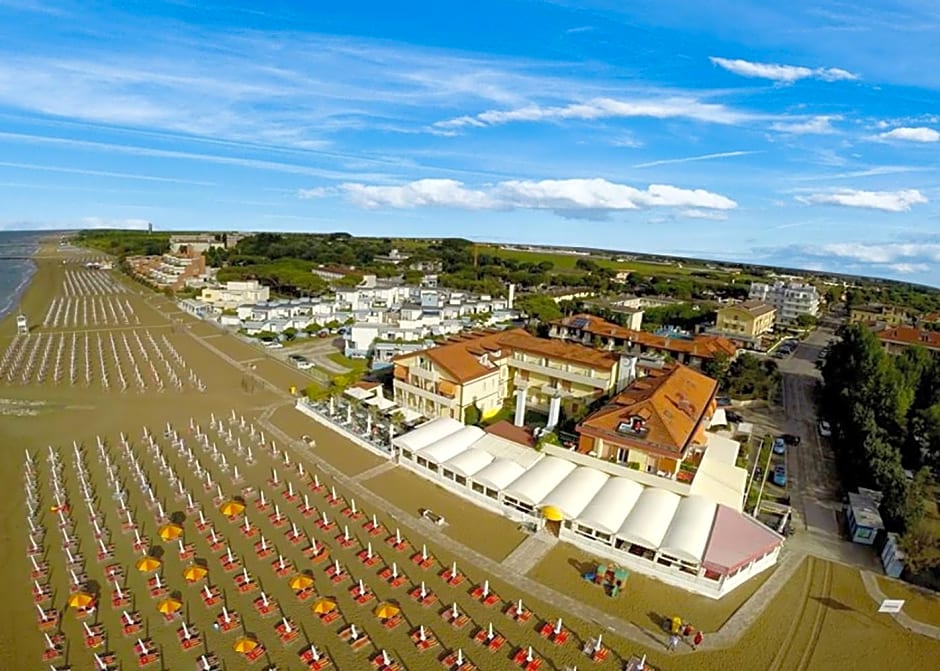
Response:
[392,329,624,427]
[876,326,940,355]
[199,280,270,310]
[128,252,208,291]
[549,314,736,368]
[169,234,224,255]
[713,301,776,346]
[849,303,909,327]
[748,281,819,323]
[576,364,719,478]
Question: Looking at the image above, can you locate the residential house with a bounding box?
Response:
[876,325,940,355]
[392,329,624,426]
[849,303,909,327]
[748,281,819,323]
[127,251,208,291]
[713,301,776,347]
[575,364,719,479]
[312,265,362,282]
[373,249,409,265]
[549,313,737,368]
[199,280,271,310]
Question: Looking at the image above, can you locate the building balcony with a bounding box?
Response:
[510,355,610,390]
[394,378,457,406]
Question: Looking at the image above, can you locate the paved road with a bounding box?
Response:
[776,323,855,555]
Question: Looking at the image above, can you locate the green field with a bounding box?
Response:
[485,246,707,276]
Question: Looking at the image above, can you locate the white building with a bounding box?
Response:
[748,281,819,323]
[387,417,783,599]
[199,280,271,310]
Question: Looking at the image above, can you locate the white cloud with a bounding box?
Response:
[80,217,151,229]
[796,188,927,212]
[888,263,930,274]
[326,177,737,217]
[771,115,841,134]
[632,150,758,169]
[297,187,333,199]
[709,57,859,83]
[878,127,940,142]
[679,209,729,221]
[435,96,761,130]
[802,242,940,265]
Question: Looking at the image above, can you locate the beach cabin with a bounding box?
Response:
[846,491,884,545]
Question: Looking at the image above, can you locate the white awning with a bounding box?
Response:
[659,495,718,564]
[502,456,577,507]
[442,449,494,478]
[709,408,727,428]
[344,386,373,401]
[472,458,527,491]
[363,394,396,411]
[616,488,682,550]
[575,478,646,535]
[539,467,610,520]
[392,417,464,453]
[419,426,486,465]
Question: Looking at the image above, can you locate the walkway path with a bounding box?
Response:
[860,571,940,640]
[502,531,558,574]
[352,461,397,483]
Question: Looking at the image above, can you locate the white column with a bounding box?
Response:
[547,396,561,430]
[514,388,527,427]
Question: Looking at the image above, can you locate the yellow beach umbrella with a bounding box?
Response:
[289,574,313,591]
[311,597,337,615]
[373,603,400,619]
[68,592,95,609]
[136,556,162,573]
[158,523,183,541]
[541,506,564,522]
[183,565,208,583]
[220,500,245,517]
[233,637,258,653]
[157,597,182,615]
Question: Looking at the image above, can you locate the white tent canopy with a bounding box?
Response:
[502,457,576,507]
[659,495,718,564]
[472,459,528,492]
[392,417,463,453]
[419,426,486,465]
[575,478,646,535]
[617,488,682,550]
[443,449,494,478]
[539,467,610,520]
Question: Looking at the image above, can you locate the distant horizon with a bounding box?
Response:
[1,2,938,286]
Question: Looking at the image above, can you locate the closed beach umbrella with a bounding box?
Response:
[183,565,208,583]
[220,500,245,516]
[136,556,161,573]
[311,597,337,614]
[68,592,95,609]
[233,636,258,653]
[158,523,183,541]
[373,603,400,619]
[157,598,182,615]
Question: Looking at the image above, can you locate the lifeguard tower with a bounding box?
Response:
[16,314,28,336]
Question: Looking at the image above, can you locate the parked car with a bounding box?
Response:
[781,434,801,446]
[262,340,283,349]
[772,437,786,455]
[726,411,743,424]
[773,465,787,487]
[818,420,832,437]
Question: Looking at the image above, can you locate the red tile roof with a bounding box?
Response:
[877,326,940,350]
[484,420,536,447]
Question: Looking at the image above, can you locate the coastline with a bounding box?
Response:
[0,233,61,332]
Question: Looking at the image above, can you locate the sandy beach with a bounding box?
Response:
[3,240,939,671]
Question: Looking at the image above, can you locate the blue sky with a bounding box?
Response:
[1,1,939,285]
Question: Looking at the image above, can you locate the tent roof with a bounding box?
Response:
[616,487,682,549]
[575,478,646,535]
[472,458,527,491]
[659,495,718,564]
[392,417,463,452]
[502,457,577,507]
[418,425,485,464]
[539,467,610,520]
[442,449,494,478]
[702,504,783,575]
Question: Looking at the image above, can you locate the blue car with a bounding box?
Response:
[772,438,786,455]
[773,465,787,487]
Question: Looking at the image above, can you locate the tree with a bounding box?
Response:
[899,521,940,574]
[282,327,298,342]
[795,314,818,328]
[515,294,562,323]
[701,351,731,386]
[464,404,482,426]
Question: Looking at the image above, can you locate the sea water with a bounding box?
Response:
[0,231,43,320]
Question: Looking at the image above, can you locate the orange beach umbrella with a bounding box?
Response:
[68,592,95,609]
[157,598,182,615]
[233,636,258,653]
[311,597,337,615]
[289,574,313,591]
[136,556,161,573]
[183,564,208,583]
[220,500,245,517]
[158,523,183,541]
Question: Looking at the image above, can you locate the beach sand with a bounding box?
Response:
[3,243,940,671]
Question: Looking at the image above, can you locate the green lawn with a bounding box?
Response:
[486,246,720,277]
[328,351,368,375]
